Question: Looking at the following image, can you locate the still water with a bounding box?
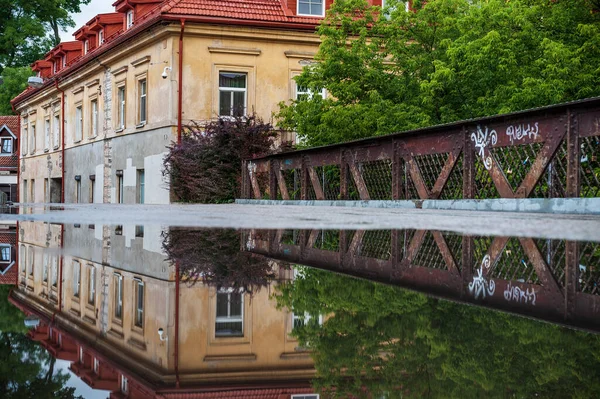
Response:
[1,207,600,398]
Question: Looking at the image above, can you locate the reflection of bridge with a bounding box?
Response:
[245,229,600,333]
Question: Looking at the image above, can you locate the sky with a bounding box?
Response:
[59,0,115,42]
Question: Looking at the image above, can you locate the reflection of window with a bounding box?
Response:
[73,261,80,297]
[215,291,243,336]
[219,72,246,117]
[93,358,99,374]
[0,245,10,261]
[117,171,123,203]
[134,279,144,328]
[43,253,48,282]
[121,376,128,394]
[114,274,123,319]
[297,0,324,16]
[27,247,33,276]
[1,138,12,154]
[88,266,96,305]
[291,395,320,399]
[51,256,58,287]
[137,169,144,204]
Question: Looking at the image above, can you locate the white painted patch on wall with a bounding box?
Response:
[94,223,103,240]
[110,187,116,204]
[144,152,170,204]
[124,158,136,187]
[124,223,135,248]
[142,225,166,255]
[95,164,104,204]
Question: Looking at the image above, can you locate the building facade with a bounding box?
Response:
[12,0,390,205]
[0,116,19,203]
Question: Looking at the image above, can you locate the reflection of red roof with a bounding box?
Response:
[0,268,16,284]
[160,388,316,398]
[0,116,19,135]
[0,155,18,169]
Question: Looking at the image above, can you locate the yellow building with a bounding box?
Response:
[10,0,374,204]
[10,221,318,398]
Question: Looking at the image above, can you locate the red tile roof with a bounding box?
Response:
[161,0,322,24]
[0,268,16,285]
[0,155,17,169]
[0,116,19,136]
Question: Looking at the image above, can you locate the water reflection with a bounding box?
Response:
[2,222,600,398]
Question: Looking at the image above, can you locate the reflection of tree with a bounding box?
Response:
[275,268,600,398]
[163,229,279,294]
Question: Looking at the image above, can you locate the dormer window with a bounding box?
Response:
[84,40,89,54]
[98,30,104,45]
[126,10,134,29]
[53,62,57,74]
[1,138,13,154]
[297,0,324,17]
[62,56,66,68]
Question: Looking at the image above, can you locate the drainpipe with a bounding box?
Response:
[177,19,185,144]
[57,224,65,315]
[54,80,66,203]
[175,260,180,388]
[13,103,20,204]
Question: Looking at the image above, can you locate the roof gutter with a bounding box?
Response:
[161,14,319,31]
[54,79,66,203]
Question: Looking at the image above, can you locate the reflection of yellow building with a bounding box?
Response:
[10,0,357,204]
[10,222,317,398]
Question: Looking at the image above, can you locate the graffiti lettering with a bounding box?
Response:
[503,282,536,305]
[505,122,539,145]
[469,255,496,300]
[470,125,498,170]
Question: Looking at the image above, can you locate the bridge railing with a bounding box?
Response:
[241,98,600,201]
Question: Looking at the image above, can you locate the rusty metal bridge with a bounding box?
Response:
[245,228,600,333]
[241,98,600,202]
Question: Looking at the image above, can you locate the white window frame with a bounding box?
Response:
[117,85,126,130]
[90,99,98,138]
[126,10,134,29]
[43,253,49,283]
[0,244,11,262]
[134,279,144,328]
[22,124,28,155]
[53,112,60,148]
[73,261,80,298]
[29,123,36,154]
[297,0,325,17]
[44,118,50,150]
[291,395,320,399]
[93,358,99,374]
[218,72,247,118]
[51,256,58,287]
[84,40,89,55]
[138,78,147,124]
[296,83,327,101]
[98,30,104,45]
[114,273,123,319]
[62,56,66,68]
[137,169,145,204]
[75,104,83,142]
[215,290,244,337]
[0,137,13,154]
[88,266,96,305]
[121,376,128,394]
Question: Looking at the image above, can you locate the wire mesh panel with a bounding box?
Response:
[281,229,302,246]
[360,160,393,200]
[444,232,464,271]
[579,136,600,198]
[491,143,544,192]
[487,238,540,284]
[529,140,568,198]
[534,239,566,290]
[312,230,341,251]
[579,241,600,295]
[474,162,500,199]
[255,171,270,199]
[313,165,342,200]
[281,169,303,200]
[357,230,392,260]
[412,231,448,270]
[441,155,464,200]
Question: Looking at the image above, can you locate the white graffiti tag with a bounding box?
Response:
[469,255,496,300]
[503,282,536,305]
[470,125,498,170]
[505,122,539,145]
[247,161,257,176]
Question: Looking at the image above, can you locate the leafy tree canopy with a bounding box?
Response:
[277,0,600,147]
[274,267,600,398]
[0,66,33,115]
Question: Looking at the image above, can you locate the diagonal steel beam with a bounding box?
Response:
[432,231,460,275]
[348,162,370,200]
[307,166,325,200]
[430,148,462,199]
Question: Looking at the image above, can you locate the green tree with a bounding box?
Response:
[274,267,600,398]
[277,0,600,147]
[0,66,34,115]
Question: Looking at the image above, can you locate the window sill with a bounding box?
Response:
[74,139,82,144]
[44,148,49,153]
[53,146,60,150]
[88,135,97,140]
[85,303,95,311]
[112,317,123,327]
[115,128,124,133]
[135,122,146,129]
[296,12,325,18]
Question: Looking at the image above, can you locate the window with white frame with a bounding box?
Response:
[218,72,247,117]
[0,245,10,262]
[79,347,84,363]
[1,137,12,154]
[44,118,50,149]
[62,56,66,68]
[73,261,80,298]
[134,279,144,328]
[29,123,36,154]
[126,10,134,29]
[93,358,99,374]
[53,62,57,74]
[137,170,145,204]
[292,312,323,330]
[84,40,89,55]
[98,30,104,45]
[27,247,33,276]
[215,291,243,336]
[51,256,58,287]
[296,83,326,101]
[291,395,319,399]
[117,85,125,129]
[138,78,147,124]
[121,376,128,394]
[53,113,60,148]
[75,105,83,141]
[297,0,324,16]
[22,125,27,155]
[43,253,48,283]
[90,99,98,137]
[114,273,123,319]
[88,266,96,305]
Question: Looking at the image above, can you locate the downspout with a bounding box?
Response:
[13,103,19,204]
[57,224,65,317]
[54,80,66,203]
[175,260,180,388]
[177,19,185,144]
